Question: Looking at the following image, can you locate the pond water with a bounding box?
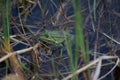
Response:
[0,0,120,80]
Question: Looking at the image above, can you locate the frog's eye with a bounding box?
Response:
[45,34,49,38]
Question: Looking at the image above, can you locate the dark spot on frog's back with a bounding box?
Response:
[44,34,49,38]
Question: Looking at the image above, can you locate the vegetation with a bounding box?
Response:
[0,0,119,80]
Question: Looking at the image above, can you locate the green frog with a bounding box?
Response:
[39,30,73,46]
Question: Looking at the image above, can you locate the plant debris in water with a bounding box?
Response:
[0,0,120,80]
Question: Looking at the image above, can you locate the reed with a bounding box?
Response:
[1,0,25,80]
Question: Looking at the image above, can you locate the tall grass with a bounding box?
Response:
[71,0,90,80]
[2,0,10,78]
[1,0,25,80]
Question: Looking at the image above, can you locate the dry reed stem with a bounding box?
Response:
[62,55,118,80]
[0,43,39,63]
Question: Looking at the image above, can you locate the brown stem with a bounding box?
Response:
[9,55,25,80]
[3,41,25,80]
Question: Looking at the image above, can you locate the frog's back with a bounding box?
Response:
[39,30,74,44]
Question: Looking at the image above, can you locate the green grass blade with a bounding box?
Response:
[2,0,10,39]
[71,0,91,80]
[1,0,11,79]
[72,0,88,65]
[93,0,96,21]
